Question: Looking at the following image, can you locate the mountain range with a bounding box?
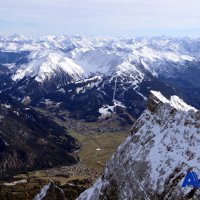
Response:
[0,35,200,122]
[0,35,200,199]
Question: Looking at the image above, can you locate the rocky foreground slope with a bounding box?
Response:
[78,91,200,200]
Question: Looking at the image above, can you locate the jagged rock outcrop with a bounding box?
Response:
[78,91,200,200]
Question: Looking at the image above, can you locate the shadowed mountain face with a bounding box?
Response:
[1,36,200,122]
[78,91,200,200]
[0,94,78,178]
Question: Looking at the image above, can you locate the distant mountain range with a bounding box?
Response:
[0,35,200,122]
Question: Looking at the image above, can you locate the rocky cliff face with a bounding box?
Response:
[78,91,200,200]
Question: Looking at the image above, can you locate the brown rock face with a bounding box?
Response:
[147,91,164,112]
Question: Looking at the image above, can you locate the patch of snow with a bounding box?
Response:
[13,111,20,116]
[21,96,31,105]
[57,88,65,93]
[76,75,102,84]
[170,95,197,112]
[2,104,11,109]
[44,99,53,105]
[150,91,169,104]
[4,179,27,186]
[113,100,126,108]
[98,100,126,118]
[76,87,84,94]
[78,178,104,200]
[99,105,114,117]
[33,182,51,200]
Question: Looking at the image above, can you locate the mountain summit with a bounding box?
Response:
[12,50,84,83]
[78,91,200,200]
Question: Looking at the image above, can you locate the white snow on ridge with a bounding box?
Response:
[99,105,114,117]
[1,35,198,83]
[151,90,197,112]
[1,104,11,109]
[76,75,102,84]
[98,100,126,118]
[57,88,65,93]
[73,49,122,76]
[150,91,169,104]
[78,178,104,200]
[33,182,51,200]
[113,100,126,108]
[78,92,200,199]
[12,51,84,83]
[170,95,197,112]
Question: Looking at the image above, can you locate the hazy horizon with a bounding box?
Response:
[1,34,200,39]
[0,0,200,36]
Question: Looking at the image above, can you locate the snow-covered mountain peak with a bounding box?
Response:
[12,50,84,83]
[1,36,200,121]
[170,95,197,112]
[78,91,200,200]
[149,90,197,112]
[1,35,200,81]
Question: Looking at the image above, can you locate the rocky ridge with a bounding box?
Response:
[78,91,200,200]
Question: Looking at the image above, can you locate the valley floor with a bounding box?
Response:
[0,109,129,200]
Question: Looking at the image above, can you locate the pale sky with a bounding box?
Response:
[0,0,200,36]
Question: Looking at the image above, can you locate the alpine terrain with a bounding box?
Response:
[0,35,200,199]
[78,91,200,200]
[0,35,200,122]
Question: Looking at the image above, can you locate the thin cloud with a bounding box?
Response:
[0,0,200,36]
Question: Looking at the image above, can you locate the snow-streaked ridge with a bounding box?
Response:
[12,50,84,83]
[78,91,200,200]
[170,95,197,112]
[150,90,197,112]
[2,35,200,84]
[33,182,51,200]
